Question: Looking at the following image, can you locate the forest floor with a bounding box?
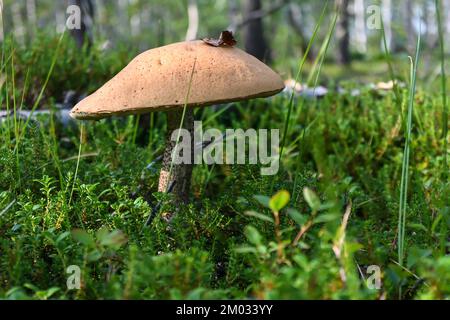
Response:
[0,34,449,299]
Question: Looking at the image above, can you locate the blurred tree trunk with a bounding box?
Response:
[336,0,351,65]
[354,0,367,53]
[56,1,67,33]
[381,0,392,51]
[130,8,141,38]
[228,0,239,32]
[243,0,271,62]
[446,0,450,35]
[403,0,415,52]
[423,0,437,50]
[0,1,4,42]
[117,0,130,41]
[68,0,95,48]
[287,3,314,61]
[185,0,199,41]
[26,0,37,40]
[391,1,403,53]
[11,2,25,45]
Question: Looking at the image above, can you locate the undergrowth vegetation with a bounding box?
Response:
[0,31,448,300]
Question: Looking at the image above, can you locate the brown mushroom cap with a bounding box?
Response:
[70,40,284,120]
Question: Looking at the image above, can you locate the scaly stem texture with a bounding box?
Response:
[158,108,194,205]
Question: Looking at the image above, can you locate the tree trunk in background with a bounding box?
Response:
[117,0,129,40]
[404,0,415,53]
[354,0,367,53]
[243,0,271,63]
[423,0,437,49]
[391,1,402,53]
[55,0,66,33]
[336,0,351,65]
[11,2,25,45]
[130,10,141,38]
[68,0,94,48]
[228,0,239,32]
[445,0,450,40]
[381,0,392,51]
[0,1,4,42]
[26,0,37,40]
[288,2,314,61]
[185,0,199,41]
[96,0,105,35]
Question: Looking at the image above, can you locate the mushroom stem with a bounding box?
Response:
[158,108,194,206]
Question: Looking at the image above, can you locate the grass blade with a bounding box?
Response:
[14,31,65,152]
[397,25,421,269]
[69,123,84,207]
[279,0,329,160]
[434,0,448,256]
[435,0,448,180]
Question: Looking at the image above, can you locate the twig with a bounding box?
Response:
[332,201,352,284]
[0,200,16,217]
[0,108,73,125]
[390,259,429,287]
[292,217,314,246]
[333,201,352,258]
[145,155,163,172]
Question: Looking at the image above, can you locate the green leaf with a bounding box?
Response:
[56,231,71,244]
[313,213,340,224]
[287,208,307,225]
[87,249,103,262]
[244,210,274,223]
[269,190,290,212]
[292,254,309,269]
[46,287,61,298]
[185,288,207,300]
[37,287,60,300]
[254,195,270,208]
[99,230,127,249]
[244,225,263,245]
[24,283,40,292]
[303,187,321,211]
[407,246,432,269]
[234,246,258,254]
[95,226,109,241]
[408,223,428,233]
[71,229,94,247]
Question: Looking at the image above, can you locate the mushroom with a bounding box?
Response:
[70,39,284,213]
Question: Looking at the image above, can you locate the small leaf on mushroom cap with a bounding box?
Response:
[203,30,237,47]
